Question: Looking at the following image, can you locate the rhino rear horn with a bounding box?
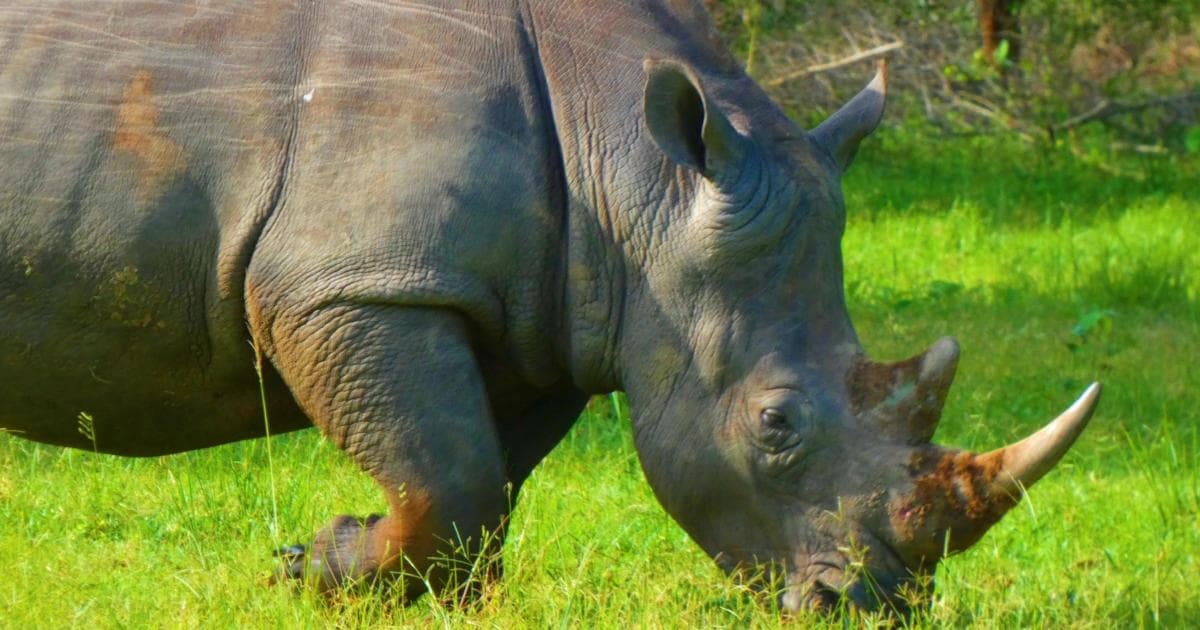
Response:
[643,59,746,180]
[811,59,888,172]
[852,336,960,443]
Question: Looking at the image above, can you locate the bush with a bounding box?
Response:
[707,0,1200,151]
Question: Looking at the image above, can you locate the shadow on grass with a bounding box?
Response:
[846,130,1197,229]
[1153,605,1200,628]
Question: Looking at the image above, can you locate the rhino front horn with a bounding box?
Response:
[978,383,1103,501]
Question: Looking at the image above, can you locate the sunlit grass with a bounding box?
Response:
[0,135,1196,627]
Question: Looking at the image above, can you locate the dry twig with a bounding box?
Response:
[764,41,904,87]
[1053,92,1200,131]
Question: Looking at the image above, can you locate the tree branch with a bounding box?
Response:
[1053,92,1200,131]
[764,41,905,87]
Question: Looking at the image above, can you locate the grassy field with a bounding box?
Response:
[1,133,1197,628]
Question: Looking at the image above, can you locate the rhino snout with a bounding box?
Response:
[780,529,930,616]
[781,567,928,616]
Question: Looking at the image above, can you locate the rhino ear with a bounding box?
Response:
[811,59,888,172]
[643,59,745,179]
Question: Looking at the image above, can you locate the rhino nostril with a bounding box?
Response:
[808,582,843,611]
[781,581,843,612]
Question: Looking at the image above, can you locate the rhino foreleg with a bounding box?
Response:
[495,389,588,499]
[261,305,509,601]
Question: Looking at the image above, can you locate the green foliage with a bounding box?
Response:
[715,0,1199,150]
[1027,0,1200,41]
[1070,308,1116,342]
[1186,125,1200,153]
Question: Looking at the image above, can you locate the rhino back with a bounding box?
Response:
[0,1,574,453]
[0,2,314,452]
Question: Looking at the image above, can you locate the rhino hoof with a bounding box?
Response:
[271,544,308,583]
[275,544,307,561]
[271,514,383,591]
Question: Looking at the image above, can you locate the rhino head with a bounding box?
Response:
[607,59,1101,613]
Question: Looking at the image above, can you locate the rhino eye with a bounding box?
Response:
[754,406,803,453]
[760,408,788,428]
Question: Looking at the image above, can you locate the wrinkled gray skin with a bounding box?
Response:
[0,0,1099,613]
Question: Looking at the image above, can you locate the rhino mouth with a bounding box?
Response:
[785,561,847,612]
[784,536,918,614]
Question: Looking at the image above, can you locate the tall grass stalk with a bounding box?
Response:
[252,340,281,543]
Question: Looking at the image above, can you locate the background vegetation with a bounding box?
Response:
[1,1,1196,627]
[708,0,1200,153]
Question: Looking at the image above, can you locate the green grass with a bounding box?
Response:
[1,134,1197,627]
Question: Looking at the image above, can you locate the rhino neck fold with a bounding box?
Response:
[523,2,710,394]
[557,202,628,393]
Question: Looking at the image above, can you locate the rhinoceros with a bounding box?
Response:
[0,0,1100,613]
